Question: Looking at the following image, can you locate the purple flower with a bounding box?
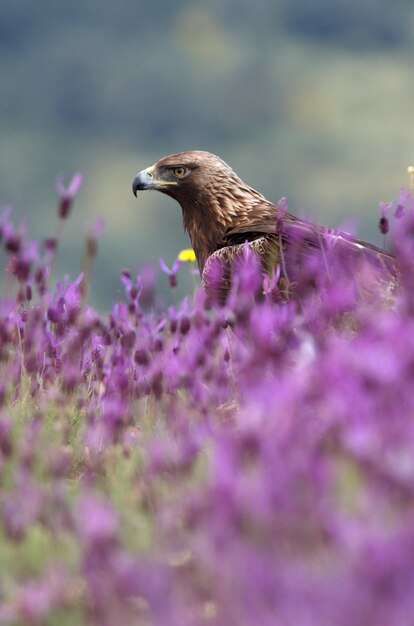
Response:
[378,200,393,235]
[0,415,13,456]
[55,171,83,219]
[74,494,118,545]
[159,257,181,288]
[2,476,43,541]
[379,215,389,235]
[2,175,414,626]
[394,204,405,219]
[16,568,68,623]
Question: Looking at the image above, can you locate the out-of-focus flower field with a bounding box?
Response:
[1,175,414,626]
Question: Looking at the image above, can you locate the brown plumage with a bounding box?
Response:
[132,150,397,302]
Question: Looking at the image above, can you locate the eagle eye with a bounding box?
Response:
[172,166,188,178]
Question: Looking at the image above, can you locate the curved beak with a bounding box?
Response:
[132,167,155,196]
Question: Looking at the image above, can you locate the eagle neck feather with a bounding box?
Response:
[181,196,229,273]
[179,173,272,273]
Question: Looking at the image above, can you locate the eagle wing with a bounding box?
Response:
[203,200,397,303]
[202,234,280,304]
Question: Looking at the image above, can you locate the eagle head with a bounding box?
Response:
[132,150,268,272]
[133,150,239,206]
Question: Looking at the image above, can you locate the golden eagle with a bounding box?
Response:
[132,151,396,302]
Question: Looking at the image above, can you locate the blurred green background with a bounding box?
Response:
[1,0,413,308]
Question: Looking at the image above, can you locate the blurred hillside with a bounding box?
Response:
[1,0,413,307]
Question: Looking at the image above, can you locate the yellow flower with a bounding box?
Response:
[408,166,414,191]
[178,248,196,263]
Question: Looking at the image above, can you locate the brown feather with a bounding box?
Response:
[133,150,397,302]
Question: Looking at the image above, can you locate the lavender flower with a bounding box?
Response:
[1,177,414,626]
[159,257,182,288]
[55,172,83,219]
[378,200,392,235]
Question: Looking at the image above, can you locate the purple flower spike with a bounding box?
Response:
[75,494,118,546]
[55,171,84,219]
[16,568,68,623]
[394,204,405,219]
[160,257,182,288]
[378,200,392,235]
[2,174,414,626]
[56,171,83,199]
[91,216,105,238]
